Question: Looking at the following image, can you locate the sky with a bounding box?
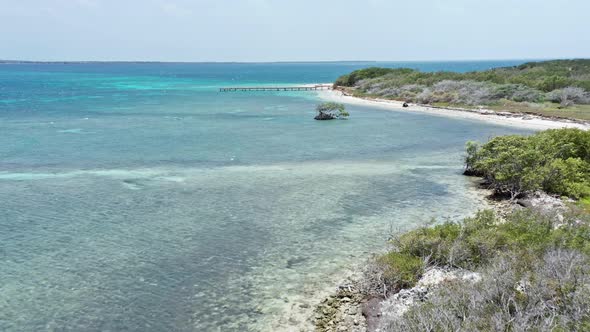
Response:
[1,0,589,62]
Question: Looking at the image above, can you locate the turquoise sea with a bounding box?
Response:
[0,61,530,331]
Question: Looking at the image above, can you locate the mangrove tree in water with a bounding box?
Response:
[315,102,349,120]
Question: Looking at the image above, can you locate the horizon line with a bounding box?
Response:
[0,57,576,65]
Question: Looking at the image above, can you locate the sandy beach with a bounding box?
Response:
[318,89,590,131]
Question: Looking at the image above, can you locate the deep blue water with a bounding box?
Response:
[0,61,529,331]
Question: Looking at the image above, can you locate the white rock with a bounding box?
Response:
[461,272,482,283]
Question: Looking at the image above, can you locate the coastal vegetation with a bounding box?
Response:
[465,128,590,200]
[378,208,590,331]
[315,102,349,120]
[318,128,590,331]
[333,59,590,120]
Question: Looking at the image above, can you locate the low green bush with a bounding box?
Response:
[377,207,590,331]
[498,209,553,252]
[395,221,460,266]
[386,250,590,331]
[377,252,424,290]
[465,128,590,199]
[393,209,590,269]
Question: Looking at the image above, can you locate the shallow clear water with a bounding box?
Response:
[0,61,530,331]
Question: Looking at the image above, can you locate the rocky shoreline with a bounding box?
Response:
[310,184,569,332]
[313,266,485,332]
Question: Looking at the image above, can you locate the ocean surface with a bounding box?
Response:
[0,61,530,331]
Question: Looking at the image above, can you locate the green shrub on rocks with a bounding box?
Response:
[465,128,590,199]
[392,209,590,269]
[394,221,461,266]
[377,252,424,290]
[386,250,590,332]
[376,207,590,331]
[394,211,506,269]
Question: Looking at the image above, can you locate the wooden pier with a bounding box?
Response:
[219,84,332,92]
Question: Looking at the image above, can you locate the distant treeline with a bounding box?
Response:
[334,59,590,106]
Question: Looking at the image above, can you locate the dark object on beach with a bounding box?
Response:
[314,102,349,120]
[403,102,409,108]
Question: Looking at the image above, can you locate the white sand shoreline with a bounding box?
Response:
[318,89,590,131]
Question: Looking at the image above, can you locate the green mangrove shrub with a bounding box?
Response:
[465,128,590,199]
[315,102,349,120]
[377,252,424,291]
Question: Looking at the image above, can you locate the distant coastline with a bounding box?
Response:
[327,59,590,126]
[0,60,379,65]
[319,88,590,130]
[0,59,546,66]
